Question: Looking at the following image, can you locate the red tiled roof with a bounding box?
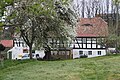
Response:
[76,17,108,37]
[0,40,13,48]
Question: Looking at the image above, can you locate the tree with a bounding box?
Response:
[0,0,15,41]
[7,0,76,59]
[0,44,5,67]
[112,0,120,52]
[0,0,14,66]
[0,0,14,23]
[0,0,12,16]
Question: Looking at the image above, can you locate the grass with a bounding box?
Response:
[0,55,120,80]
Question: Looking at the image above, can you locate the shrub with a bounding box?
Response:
[80,54,88,58]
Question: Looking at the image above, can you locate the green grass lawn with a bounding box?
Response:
[0,55,120,80]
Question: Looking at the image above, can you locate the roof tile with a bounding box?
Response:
[76,17,108,37]
[0,40,13,48]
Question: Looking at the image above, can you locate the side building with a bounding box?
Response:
[7,37,45,60]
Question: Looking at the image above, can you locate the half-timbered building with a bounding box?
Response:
[71,17,108,58]
[50,17,108,59]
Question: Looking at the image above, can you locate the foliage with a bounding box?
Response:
[7,0,76,59]
[112,0,120,4]
[0,0,13,18]
[106,34,120,48]
[80,54,88,58]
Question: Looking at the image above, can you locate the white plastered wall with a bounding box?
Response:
[73,49,106,59]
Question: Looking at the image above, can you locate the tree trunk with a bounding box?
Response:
[29,46,33,59]
[81,0,85,18]
[43,45,51,60]
[115,3,119,54]
[0,51,4,67]
[0,51,1,60]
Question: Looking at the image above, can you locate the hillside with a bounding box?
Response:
[0,55,120,80]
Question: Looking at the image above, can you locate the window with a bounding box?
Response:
[32,50,35,53]
[92,38,96,43]
[76,38,82,41]
[87,38,91,41]
[52,51,57,55]
[82,38,86,43]
[19,41,20,47]
[98,51,101,55]
[53,53,55,55]
[22,42,24,47]
[81,24,93,26]
[76,38,82,43]
[23,49,28,53]
[88,51,92,55]
[16,41,19,47]
[79,51,83,55]
[87,38,91,43]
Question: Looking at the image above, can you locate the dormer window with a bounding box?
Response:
[81,24,93,26]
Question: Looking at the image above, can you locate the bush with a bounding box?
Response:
[80,54,88,58]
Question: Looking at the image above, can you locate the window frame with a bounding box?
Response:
[98,51,101,55]
[88,51,92,55]
[79,51,83,55]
